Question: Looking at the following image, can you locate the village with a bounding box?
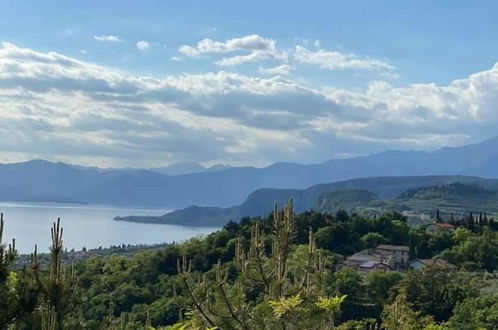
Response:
[338,220,457,274]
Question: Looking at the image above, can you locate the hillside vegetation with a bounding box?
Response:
[2,201,498,329]
[117,177,498,226]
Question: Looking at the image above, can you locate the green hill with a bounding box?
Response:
[392,183,498,214]
[314,189,380,214]
[116,175,498,226]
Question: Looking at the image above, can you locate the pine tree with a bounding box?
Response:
[52,219,79,328]
[0,213,18,327]
[382,293,429,330]
[177,200,345,329]
[30,218,80,330]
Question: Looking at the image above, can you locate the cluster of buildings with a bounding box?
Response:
[339,244,456,274]
[338,221,457,274]
[339,244,410,273]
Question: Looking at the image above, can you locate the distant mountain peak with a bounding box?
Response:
[149,161,231,176]
[3,135,498,209]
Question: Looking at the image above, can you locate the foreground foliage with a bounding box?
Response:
[1,201,498,329]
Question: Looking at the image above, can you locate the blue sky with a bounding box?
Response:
[0,1,497,167]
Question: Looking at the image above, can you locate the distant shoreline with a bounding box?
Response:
[113,214,227,227]
[0,200,171,214]
[12,242,172,269]
[0,199,89,206]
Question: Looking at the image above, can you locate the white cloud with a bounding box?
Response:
[178,34,286,66]
[178,34,394,74]
[94,35,123,43]
[177,45,198,57]
[1,41,498,167]
[179,34,274,55]
[259,64,294,76]
[294,45,395,71]
[136,40,151,51]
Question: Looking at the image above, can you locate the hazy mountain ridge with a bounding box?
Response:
[116,175,498,226]
[2,136,498,209]
[150,161,231,176]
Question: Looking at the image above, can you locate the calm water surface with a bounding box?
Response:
[0,202,219,253]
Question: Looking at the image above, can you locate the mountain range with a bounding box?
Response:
[1,136,498,209]
[115,175,498,226]
[149,161,230,176]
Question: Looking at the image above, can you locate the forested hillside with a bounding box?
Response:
[117,177,498,226]
[2,201,498,329]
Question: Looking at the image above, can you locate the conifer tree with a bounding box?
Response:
[35,218,78,330]
[177,200,345,329]
[0,213,46,329]
[467,213,475,231]
[29,218,80,330]
[0,213,18,327]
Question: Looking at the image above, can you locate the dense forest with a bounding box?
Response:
[1,200,498,329]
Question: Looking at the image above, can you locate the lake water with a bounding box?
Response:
[0,202,220,253]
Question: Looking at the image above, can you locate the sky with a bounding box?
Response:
[0,0,497,168]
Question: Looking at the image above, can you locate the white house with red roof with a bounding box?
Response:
[426,222,456,234]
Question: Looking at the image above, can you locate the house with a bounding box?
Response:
[340,244,410,273]
[344,250,394,268]
[375,244,410,269]
[426,223,455,235]
[409,259,457,270]
[338,250,393,274]
[357,261,391,274]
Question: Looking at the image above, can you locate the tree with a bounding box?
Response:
[32,218,81,330]
[0,213,18,328]
[326,267,365,321]
[177,200,345,329]
[382,293,423,330]
[384,220,410,245]
[448,293,498,329]
[315,226,336,251]
[360,232,388,249]
[438,227,498,271]
[365,270,403,307]
[335,210,349,222]
[397,267,480,322]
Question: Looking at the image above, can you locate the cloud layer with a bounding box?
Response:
[294,45,394,72]
[0,41,497,167]
[179,34,285,66]
[94,35,123,43]
[177,34,395,76]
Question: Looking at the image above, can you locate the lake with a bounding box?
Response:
[0,202,220,253]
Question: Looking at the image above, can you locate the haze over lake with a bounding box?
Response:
[0,202,219,253]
